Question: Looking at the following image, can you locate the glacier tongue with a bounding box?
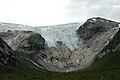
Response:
[0,22,81,51]
[33,23,81,51]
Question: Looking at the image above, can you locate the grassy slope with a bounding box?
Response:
[0,51,120,80]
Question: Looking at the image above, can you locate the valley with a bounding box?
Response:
[0,17,120,80]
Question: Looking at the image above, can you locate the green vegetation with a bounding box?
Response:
[0,51,120,80]
[85,52,120,71]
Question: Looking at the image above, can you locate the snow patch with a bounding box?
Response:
[92,18,97,22]
[25,58,44,69]
[112,24,120,31]
[77,60,79,63]
[105,41,109,46]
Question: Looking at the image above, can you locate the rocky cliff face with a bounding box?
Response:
[18,33,45,52]
[105,29,120,52]
[77,17,119,40]
[46,41,71,69]
[0,30,48,60]
[98,28,120,58]
[0,37,16,66]
[0,31,45,53]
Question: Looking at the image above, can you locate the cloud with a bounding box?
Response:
[67,0,120,22]
[0,0,120,25]
[0,0,72,26]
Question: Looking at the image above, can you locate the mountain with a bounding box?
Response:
[70,17,120,70]
[1,17,120,79]
[0,17,120,72]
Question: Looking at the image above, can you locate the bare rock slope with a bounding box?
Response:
[0,37,16,66]
[72,17,119,70]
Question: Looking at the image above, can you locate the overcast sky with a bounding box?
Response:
[0,0,120,26]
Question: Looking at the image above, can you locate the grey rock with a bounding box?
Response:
[77,17,119,40]
[0,37,16,66]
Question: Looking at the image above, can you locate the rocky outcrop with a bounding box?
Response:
[18,33,45,52]
[0,31,45,52]
[46,41,71,68]
[99,28,120,56]
[0,30,48,60]
[0,37,16,66]
[0,30,33,51]
[77,17,119,40]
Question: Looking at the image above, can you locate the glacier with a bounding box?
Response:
[0,22,82,51]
